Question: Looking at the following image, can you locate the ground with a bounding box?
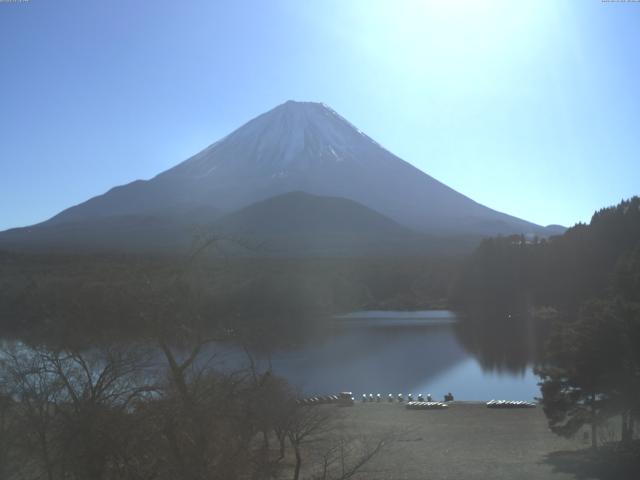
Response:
[319,402,639,480]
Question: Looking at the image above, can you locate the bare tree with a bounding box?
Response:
[0,374,18,480]
[285,405,336,480]
[1,345,64,480]
[1,343,155,480]
[311,433,390,480]
[281,403,397,480]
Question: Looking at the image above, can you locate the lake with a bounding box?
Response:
[213,310,541,401]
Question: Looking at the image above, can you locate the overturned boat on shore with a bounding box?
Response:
[406,401,449,410]
[486,400,536,409]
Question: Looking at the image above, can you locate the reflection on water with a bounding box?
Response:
[214,310,541,401]
[453,309,546,375]
[2,311,542,402]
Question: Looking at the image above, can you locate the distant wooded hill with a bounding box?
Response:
[452,196,640,311]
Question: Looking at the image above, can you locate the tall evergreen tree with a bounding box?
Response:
[536,299,640,448]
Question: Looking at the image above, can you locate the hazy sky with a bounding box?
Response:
[1,0,638,230]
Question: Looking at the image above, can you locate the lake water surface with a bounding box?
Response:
[216,310,540,401]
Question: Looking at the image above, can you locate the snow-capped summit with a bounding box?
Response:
[163,100,386,179]
[11,100,557,239]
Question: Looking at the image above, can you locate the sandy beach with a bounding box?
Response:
[320,401,633,480]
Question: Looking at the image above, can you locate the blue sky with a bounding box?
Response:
[0,0,638,230]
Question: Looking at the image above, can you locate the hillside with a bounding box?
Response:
[0,101,562,255]
[452,196,640,310]
[215,191,427,255]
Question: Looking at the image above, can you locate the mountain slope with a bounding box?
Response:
[218,191,412,236]
[214,191,425,255]
[0,214,200,254]
[0,100,563,254]
[39,101,555,235]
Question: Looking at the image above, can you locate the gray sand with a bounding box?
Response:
[329,402,588,480]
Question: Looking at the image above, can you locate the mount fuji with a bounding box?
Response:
[0,100,562,254]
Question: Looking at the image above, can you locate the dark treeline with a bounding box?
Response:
[453,197,640,448]
[450,197,640,371]
[452,196,640,311]
[0,250,458,346]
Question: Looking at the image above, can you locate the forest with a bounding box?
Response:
[0,250,458,345]
[453,196,640,448]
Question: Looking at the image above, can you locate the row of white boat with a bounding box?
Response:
[406,401,449,410]
[297,393,438,406]
[486,400,536,409]
[361,393,435,402]
[296,395,343,406]
[296,395,536,409]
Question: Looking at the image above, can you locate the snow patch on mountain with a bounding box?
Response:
[162,101,391,179]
